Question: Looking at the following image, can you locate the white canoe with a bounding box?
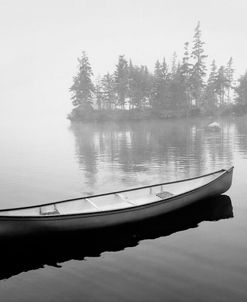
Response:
[0,167,233,237]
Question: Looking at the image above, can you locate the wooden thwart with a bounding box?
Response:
[115,193,136,205]
[84,198,100,210]
[156,191,174,199]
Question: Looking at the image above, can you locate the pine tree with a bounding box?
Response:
[235,72,247,111]
[101,73,115,109]
[95,77,103,110]
[171,52,178,78]
[142,66,153,107]
[180,42,192,110]
[151,60,165,110]
[168,66,187,111]
[114,55,129,109]
[180,42,191,80]
[204,60,218,112]
[225,57,234,103]
[161,58,170,81]
[190,21,207,108]
[128,64,152,109]
[129,65,142,109]
[70,51,94,108]
[128,60,136,109]
[215,66,228,106]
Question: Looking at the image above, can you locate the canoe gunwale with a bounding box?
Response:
[0,167,234,221]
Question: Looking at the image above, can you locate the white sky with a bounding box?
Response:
[0,0,246,121]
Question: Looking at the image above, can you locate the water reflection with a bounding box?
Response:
[234,117,247,158]
[70,119,241,192]
[72,124,98,186]
[0,195,233,280]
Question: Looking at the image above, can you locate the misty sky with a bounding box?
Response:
[0,0,246,121]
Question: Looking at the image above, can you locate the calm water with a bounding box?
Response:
[0,116,246,301]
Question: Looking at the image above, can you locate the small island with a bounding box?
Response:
[68,22,247,122]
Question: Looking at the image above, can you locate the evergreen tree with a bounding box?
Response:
[225,57,234,103]
[167,66,187,111]
[180,42,192,110]
[128,65,142,109]
[204,60,218,112]
[190,21,207,107]
[235,72,247,111]
[95,77,103,110]
[161,58,170,81]
[142,65,153,107]
[215,66,228,105]
[128,64,152,109]
[151,60,166,110]
[114,55,129,109]
[171,52,178,78]
[207,60,218,88]
[161,58,171,109]
[151,58,171,110]
[70,51,94,107]
[101,73,115,109]
[180,42,192,80]
[128,60,136,109]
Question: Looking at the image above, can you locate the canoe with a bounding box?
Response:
[0,167,233,237]
[0,195,233,280]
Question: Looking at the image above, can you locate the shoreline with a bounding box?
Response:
[67,106,244,123]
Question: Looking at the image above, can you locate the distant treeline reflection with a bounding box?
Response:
[70,119,247,188]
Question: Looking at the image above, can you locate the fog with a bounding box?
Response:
[0,0,246,124]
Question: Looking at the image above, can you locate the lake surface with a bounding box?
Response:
[0,116,246,301]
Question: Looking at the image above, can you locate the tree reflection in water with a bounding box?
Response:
[70,119,237,193]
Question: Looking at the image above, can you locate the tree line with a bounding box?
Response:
[69,22,247,121]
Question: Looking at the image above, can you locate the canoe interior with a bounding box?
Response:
[0,170,226,217]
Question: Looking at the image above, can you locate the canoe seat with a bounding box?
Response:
[126,195,160,206]
[156,191,174,199]
[40,204,60,215]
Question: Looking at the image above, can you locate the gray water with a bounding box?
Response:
[0,116,246,301]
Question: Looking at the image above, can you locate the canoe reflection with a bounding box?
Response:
[0,195,233,280]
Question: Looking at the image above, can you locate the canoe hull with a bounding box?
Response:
[0,168,233,238]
